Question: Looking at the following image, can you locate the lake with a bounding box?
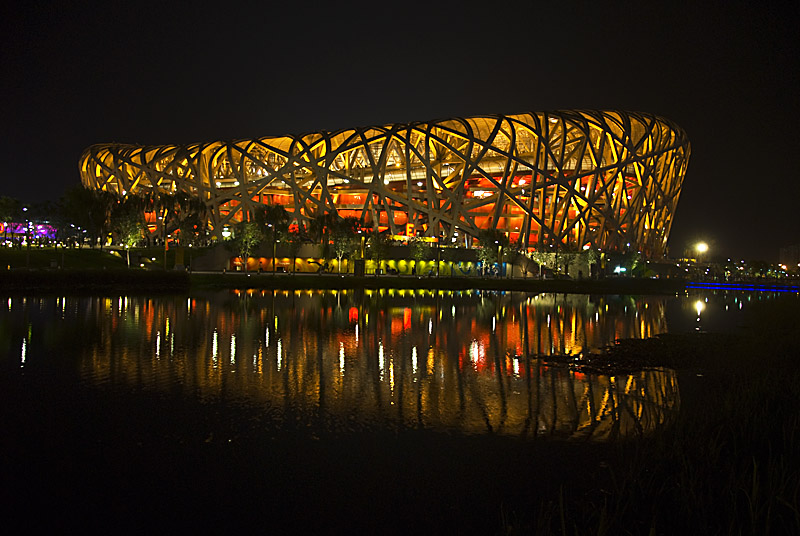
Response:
[0,287,790,532]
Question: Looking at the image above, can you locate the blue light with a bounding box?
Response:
[686,283,799,293]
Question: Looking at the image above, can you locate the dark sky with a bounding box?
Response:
[2,1,798,261]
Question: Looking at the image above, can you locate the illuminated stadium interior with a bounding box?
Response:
[80,110,690,257]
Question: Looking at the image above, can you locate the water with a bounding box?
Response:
[3,288,787,440]
[1,287,793,531]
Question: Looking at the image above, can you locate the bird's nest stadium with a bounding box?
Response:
[79,110,689,257]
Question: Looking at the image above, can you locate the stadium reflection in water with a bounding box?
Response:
[12,290,680,441]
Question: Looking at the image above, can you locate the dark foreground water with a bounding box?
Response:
[0,288,788,532]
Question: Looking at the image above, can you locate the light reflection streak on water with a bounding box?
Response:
[389,354,394,394]
[212,330,218,365]
[378,341,385,380]
[12,289,792,440]
[469,340,481,371]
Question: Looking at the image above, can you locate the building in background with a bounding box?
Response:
[80,110,690,257]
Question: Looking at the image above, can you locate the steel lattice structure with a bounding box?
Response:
[79,110,689,256]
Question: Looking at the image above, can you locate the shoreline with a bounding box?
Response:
[0,268,692,294]
[3,268,798,294]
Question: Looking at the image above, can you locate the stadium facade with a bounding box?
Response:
[79,110,690,257]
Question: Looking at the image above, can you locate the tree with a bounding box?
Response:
[366,230,391,275]
[154,192,178,244]
[117,213,144,267]
[111,195,145,267]
[25,200,58,248]
[174,193,209,246]
[440,246,460,276]
[255,204,290,272]
[626,251,645,277]
[584,248,600,273]
[476,229,509,275]
[308,211,340,260]
[530,250,556,279]
[62,186,115,249]
[409,238,431,276]
[0,196,21,244]
[330,216,361,274]
[231,222,263,272]
[255,204,290,238]
[39,198,74,251]
[504,237,528,278]
[147,190,208,266]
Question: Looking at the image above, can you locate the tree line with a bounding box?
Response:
[0,187,209,249]
[1,187,615,276]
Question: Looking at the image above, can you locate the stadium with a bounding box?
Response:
[79,110,689,257]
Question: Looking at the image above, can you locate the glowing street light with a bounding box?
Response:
[695,300,705,317]
[695,242,709,255]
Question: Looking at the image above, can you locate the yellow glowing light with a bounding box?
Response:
[695,300,705,316]
[695,242,708,254]
[81,111,688,256]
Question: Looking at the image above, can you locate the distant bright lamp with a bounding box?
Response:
[695,242,709,254]
[695,300,705,316]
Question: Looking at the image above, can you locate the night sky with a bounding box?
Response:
[2,1,797,261]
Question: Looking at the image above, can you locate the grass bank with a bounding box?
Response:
[1,246,691,294]
[507,298,800,535]
[0,245,207,271]
[0,246,128,270]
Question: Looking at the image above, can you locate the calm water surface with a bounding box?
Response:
[2,287,787,443]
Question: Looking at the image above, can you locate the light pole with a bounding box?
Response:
[23,207,30,268]
[495,241,501,277]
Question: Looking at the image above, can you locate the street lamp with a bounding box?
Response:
[695,242,709,264]
[694,242,709,280]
